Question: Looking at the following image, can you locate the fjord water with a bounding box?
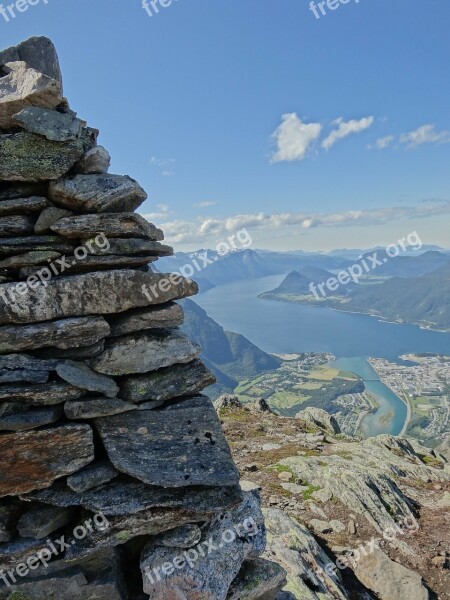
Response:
[195,275,450,436]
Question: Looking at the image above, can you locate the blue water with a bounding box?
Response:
[194,275,450,436]
[330,357,407,437]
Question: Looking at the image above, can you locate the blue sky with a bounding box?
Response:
[2,0,450,251]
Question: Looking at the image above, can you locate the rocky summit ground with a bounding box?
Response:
[215,397,450,600]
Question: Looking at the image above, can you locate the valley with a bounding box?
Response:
[234,353,376,437]
[164,248,450,444]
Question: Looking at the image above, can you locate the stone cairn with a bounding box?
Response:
[0,37,286,599]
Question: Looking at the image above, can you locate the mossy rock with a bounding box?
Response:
[0,130,94,182]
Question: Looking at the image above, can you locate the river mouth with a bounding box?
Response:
[329,357,408,437]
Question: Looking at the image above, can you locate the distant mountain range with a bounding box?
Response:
[158,246,450,331]
[358,250,450,278]
[346,261,450,331]
[157,248,450,293]
[327,245,447,260]
[261,267,355,297]
[158,249,272,292]
[180,299,281,397]
[260,258,450,332]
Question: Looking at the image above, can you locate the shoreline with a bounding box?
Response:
[367,358,412,436]
[258,293,450,334]
[354,408,369,437]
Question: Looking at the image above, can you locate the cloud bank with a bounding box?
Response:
[143,200,450,244]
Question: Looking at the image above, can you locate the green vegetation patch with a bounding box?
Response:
[307,366,340,381]
[267,464,294,475]
[302,484,321,500]
[419,454,443,468]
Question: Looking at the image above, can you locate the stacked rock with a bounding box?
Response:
[0,37,285,599]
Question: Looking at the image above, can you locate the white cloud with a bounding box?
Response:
[322,116,374,150]
[141,204,173,222]
[373,135,395,150]
[400,124,450,148]
[143,201,450,245]
[270,113,322,163]
[149,156,176,176]
[194,201,217,208]
[149,156,175,167]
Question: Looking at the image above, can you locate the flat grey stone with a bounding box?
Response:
[66,461,118,493]
[227,559,287,600]
[0,535,51,570]
[354,546,429,600]
[90,330,200,376]
[89,238,172,256]
[33,340,105,360]
[108,302,184,337]
[280,483,309,495]
[0,354,58,393]
[152,524,202,549]
[49,174,147,213]
[0,423,94,497]
[0,270,197,326]
[119,358,215,404]
[34,206,73,234]
[262,443,282,451]
[0,196,48,216]
[19,253,157,277]
[240,480,262,492]
[141,491,265,599]
[65,398,136,420]
[0,316,111,353]
[0,215,35,237]
[312,488,333,503]
[0,128,96,181]
[17,504,74,539]
[24,479,243,517]
[0,402,28,418]
[0,382,85,407]
[309,519,333,534]
[0,249,61,268]
[56,360,119,398]
[0,60,62,129]
[0,183,47,201]
[0,369,49,384]
[50,212,163,239]
[13,106,86,141]
[73,145,111,174]
[66,509,208,563]
[95,396,240,488]
[0,406,63,431]
[0,234,76,258]
[329,519,346,533]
